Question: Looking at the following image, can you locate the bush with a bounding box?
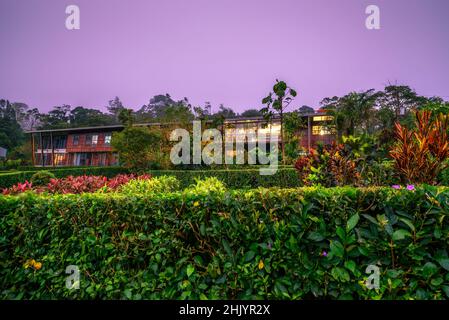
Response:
[147,168,300,189]
[0,167,130,188]
[295,143,361,187]
[118,175,180,194]
[1,186,449,299]
[30,171,56,186]
[185,177,226,195]
[390,110,449,184]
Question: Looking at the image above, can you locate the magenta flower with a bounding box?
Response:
[321,251,328,257]
[406,185,415,191]
[392,185,401,189]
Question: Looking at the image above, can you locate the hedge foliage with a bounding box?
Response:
[0,167,130,188]
[147,168,300,189]
[1,186,449,299]
[0,167,300,189]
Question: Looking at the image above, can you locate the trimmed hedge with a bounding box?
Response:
[0,167,130,188]
[0,167,299,189]
[148,168,300,189]
[1,186,449,299]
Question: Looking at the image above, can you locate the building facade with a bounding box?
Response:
[28,112,336,167]
[30,125,122,167]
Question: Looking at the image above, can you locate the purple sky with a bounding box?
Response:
[1,0,448,114]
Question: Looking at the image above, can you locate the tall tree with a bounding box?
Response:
[298,105,315,114]
[69,106,114,127]
[321,89,379,138]
[240,108,262,118]
[107,96,125,122]
[0,99,25,151]
[261,80,297,164]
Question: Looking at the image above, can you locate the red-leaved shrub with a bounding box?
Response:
[2,173,152,195]
[2,181,34,195]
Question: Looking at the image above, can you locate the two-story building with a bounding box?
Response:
[28,112,336,167]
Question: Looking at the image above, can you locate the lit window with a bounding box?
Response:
[313,116,333,122]
[92,135,98,145]
[312,126,332,135]
[104,133,112,145]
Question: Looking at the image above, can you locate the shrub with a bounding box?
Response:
[118,175,180,194]
[390,110,449,184]
[47,175,109,194]
[295,143,361,187]
[1,181,33,195]
[30,171,56,186]
[147,168,301,189]
[1,186,449,299]
[0,167,130,188]
[111,126,164,170]
[184,177,227,195]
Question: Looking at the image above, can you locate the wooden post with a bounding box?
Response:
[50,132,55,167]
[39,132,44,167]
[31,133,35,166]
[307,116,311,151]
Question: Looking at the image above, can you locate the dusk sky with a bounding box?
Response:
[1,0,448,113]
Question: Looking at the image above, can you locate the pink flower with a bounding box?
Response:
[392,185,401,189]
[321,251,328,257]
[406,185,415,191]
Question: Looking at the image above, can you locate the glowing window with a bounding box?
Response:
[312,126,332,135]
[104,133,112,145]
[313,116,333,122]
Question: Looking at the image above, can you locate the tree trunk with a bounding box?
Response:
[280,106,285,165]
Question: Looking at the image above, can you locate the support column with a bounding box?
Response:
[39,132,44,167]
[31,133,35,166]
[307,116,311,151]
[50,132,55,167]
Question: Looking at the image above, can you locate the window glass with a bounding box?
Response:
[92,134,98,145]
[104,133,112,145]
[312,126,332,135]
[313,116,333,122]
[73,135,79,146]
[85,134,92,145]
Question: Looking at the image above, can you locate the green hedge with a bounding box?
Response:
[0,167,299,189]
[1,186,449,299]
[148,168,300,189]
[0,167,130,188]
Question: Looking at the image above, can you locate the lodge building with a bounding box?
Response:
[27,112,335,167]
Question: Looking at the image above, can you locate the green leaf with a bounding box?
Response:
[442,286,449,298]
[437,258,449,271]
[331,267,350,282]
[398,217,415,232]
[422,262,438,278]
[330,240,345,258]
[346,213,360,231]
[222,239,233,257]
[124,289,132,299]
[362,214,378,225]
[431,277,444,286]
[336,227,346,241]
[392,229,411,241]
[186,264,195,277]
[307,231,324,242]
[344,260,356,274]
[193,255,204,266]
[244,250,256,262]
